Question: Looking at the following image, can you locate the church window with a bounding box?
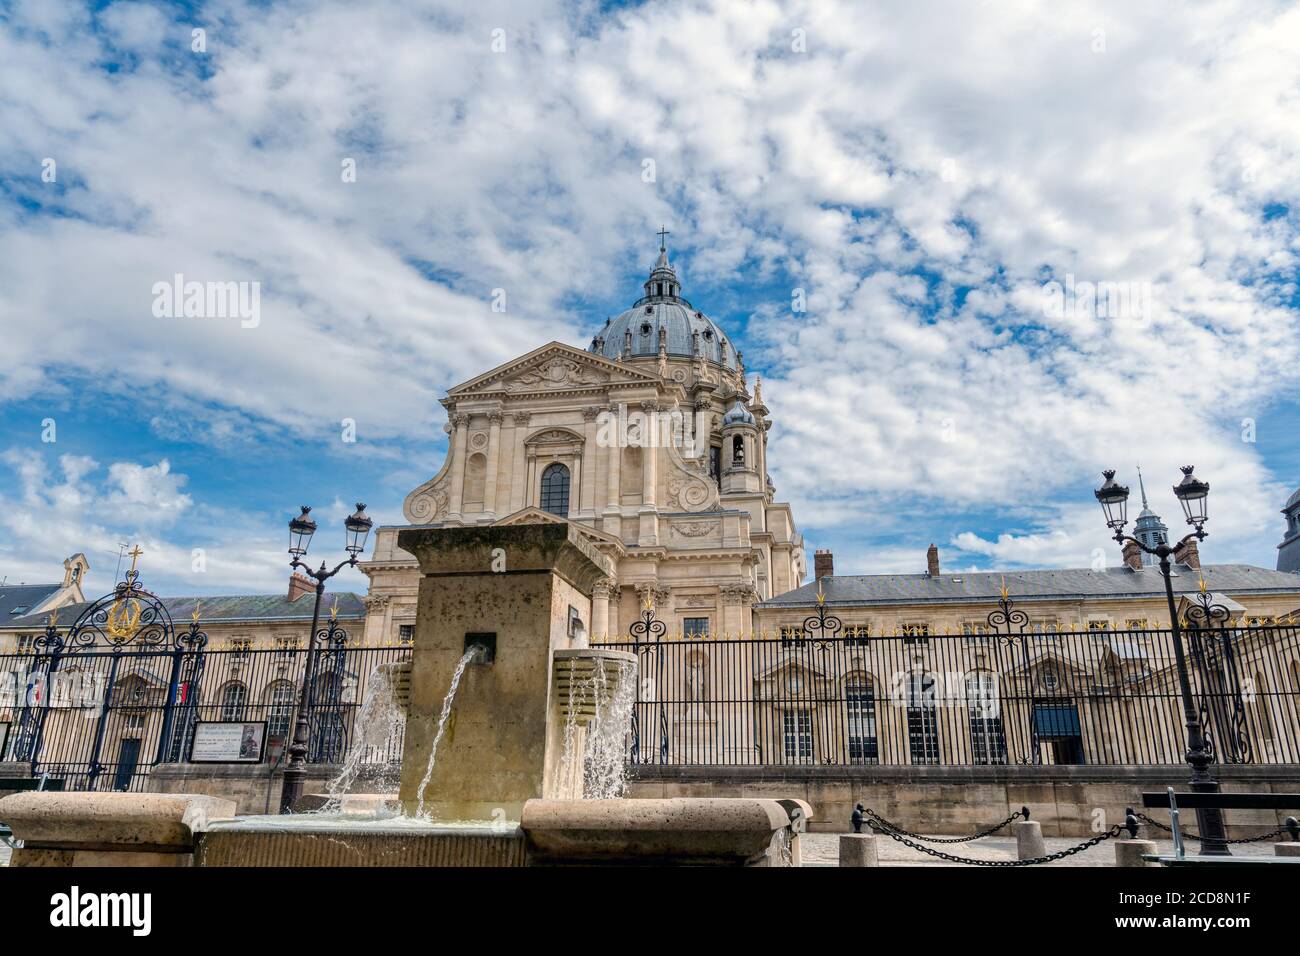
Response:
[640,321,652,334]
[732,435,745,466]
[540,463,571,517]
[709,446,721,487]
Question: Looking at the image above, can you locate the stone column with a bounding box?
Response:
[447,412,470,520]
[641,402,658,507]
[576,407,597,517]
[603,411,622,538]
[483,410,503,518]
[591,578,613,641]
[509,412,530,513]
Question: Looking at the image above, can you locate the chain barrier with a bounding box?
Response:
[1133,812,1292,845]
[867,818,1124,866]
[862,807,1025,844]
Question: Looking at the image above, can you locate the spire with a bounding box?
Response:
[1132,463,1169,563]
[644,225,680,299]
[1137,464,1150,510]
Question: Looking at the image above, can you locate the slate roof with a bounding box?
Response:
[2,591,367,630]
[757,564,1300,609]
[0,583,61,619]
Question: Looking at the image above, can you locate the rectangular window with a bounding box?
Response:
[900,623,931,644]
[1125,618,1149,631]
[779,625,803,646]
[842,624,871,647]
[1087,619,1111,635]
[398,624,415,644]
[1031,620,1060,637]
[231,638,253,661]
[961,622,990,643]
[683,618,709,639]
[783,710,813,762]
[17,634,35,654]
[274,636,299,660]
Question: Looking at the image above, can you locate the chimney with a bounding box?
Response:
[1174,537,1201,570]
[814,549,834,580]
[287,572,314,602]
[926,544,940,577]
[1122,539,1143,571]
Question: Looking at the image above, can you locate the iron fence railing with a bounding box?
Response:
[0,646,411,792]
[594,623,1300,768]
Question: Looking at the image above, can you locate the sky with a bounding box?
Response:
[0,0,1298,598]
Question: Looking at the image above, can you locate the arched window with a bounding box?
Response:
[464,452,487,507]
[845,674,877,764]
[906,671,940,765]
[540,462,570,517]
[966,670,1007,765]
[220,681,247,721]
[732,435,745,466]
[267,680,295,740]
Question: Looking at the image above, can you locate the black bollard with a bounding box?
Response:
[850,803,865,834]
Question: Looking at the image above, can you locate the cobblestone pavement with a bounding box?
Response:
[800,831,1277,866]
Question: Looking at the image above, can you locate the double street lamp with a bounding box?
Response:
[1094,465,1229,854]
[278,503,373,814]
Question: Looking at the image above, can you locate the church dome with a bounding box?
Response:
[587,236,738,370]
[723,400,756,426]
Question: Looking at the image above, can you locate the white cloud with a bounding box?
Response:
[0,0,1297,574]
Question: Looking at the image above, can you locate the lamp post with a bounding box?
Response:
[277,503,373,814]
[1094,466,1229,854]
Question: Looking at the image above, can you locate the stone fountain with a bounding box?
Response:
[0,524,808,866]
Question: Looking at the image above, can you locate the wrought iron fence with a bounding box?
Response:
[595,603,1300,768]
[0,643,411,793]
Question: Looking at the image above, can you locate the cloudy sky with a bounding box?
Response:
[1,0,1298,597]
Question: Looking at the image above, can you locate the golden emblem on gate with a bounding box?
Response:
[106,545,145,639]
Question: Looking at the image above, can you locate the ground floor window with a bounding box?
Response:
[846,676,877,763]
[783,710,813,762]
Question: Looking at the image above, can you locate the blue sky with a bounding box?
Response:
[1,0,1298,598]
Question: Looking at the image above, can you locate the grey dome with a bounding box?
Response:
[587,242,737,370]
[723,400,756,426]
[1286,488,1300,512]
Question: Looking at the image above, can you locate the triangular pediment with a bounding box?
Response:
[447,342,661,396]
[491,507,628,556]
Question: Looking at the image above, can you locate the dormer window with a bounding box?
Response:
[640,322,652,335]
[702,329,713,340]
[10,605,30,615]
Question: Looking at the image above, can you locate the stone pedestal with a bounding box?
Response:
[0,792,234,867]
[1114,839,1159,867]
[1275,842,1300,857]
[839,833,879,866]
[396,523,614,821]
[1013,820,1046,861]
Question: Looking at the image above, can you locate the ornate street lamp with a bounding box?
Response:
[1094,466,1228,854]
[278,503,372,813]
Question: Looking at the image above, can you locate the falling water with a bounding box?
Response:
[556,656,638,799]
[322,664,406,814]
[584,657,637,798]
[415,646,482,819]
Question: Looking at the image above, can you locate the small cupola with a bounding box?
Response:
[643,227,681,300]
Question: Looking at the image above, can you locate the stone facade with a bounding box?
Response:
[361,247,806,642]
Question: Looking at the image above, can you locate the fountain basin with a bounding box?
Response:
[197,815,526,867]
[521,798,794,866]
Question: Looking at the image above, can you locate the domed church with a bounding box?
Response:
[359,235,807,641]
